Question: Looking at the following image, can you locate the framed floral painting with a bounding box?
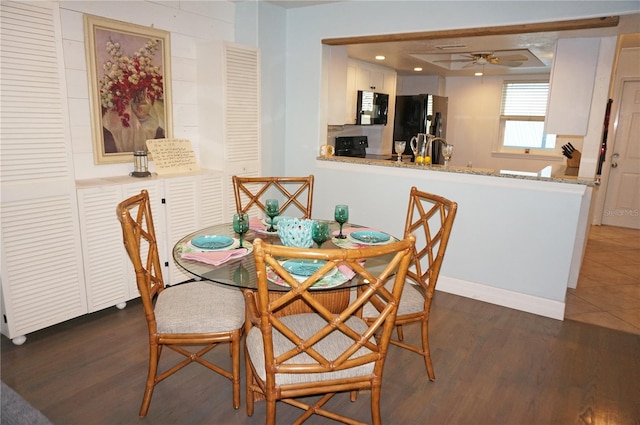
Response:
[84,15,172,164]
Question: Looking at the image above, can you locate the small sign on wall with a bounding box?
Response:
[146,138,200,175]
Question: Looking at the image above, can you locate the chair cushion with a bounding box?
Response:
[246,313,375,385]
[154,281,244,334]
[359,279,425,318]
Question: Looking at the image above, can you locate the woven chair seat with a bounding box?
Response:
[155,282,245,334]
[359,280,425,318]
[246,313,375,385]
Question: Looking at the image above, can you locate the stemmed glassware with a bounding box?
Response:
[311,220,330,248]
[334,205,349,239]
[265,199,279,232]
[394,140,406,163]
[443,144,454,166]
[232,213,249,248]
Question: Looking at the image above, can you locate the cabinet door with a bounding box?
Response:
[0,1,87,342]
[77,186,128,312]
[121,182,164,299]
[163,176,200,285]
[77,182,162,310]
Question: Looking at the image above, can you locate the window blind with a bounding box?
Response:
[501,82,549,116]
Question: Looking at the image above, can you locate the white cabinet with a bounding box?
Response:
[76,171,225,312]
[0,1,87,345]
[546,38,601,136]
[346,59,396,125]
[196,41,261,220]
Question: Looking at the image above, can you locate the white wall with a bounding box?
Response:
[58,0,235,180]
[252,0,638,318]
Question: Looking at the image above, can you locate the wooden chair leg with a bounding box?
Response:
[140,343,160,417]
[231,337,241,409]
[370,386,382,425]
[396,324,405,341]
[245,346,255,416]
[422,319,435,381]
[266,398,277,425]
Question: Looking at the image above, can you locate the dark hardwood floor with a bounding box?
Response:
[2,289,639,425]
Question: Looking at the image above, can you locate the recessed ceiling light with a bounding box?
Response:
[414,67,423,72]
[375,55,385,60]
[475,72,483,76]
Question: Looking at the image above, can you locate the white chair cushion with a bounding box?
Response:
[154,281,244,334]
[357,279,425,318]
[246,313,375,385]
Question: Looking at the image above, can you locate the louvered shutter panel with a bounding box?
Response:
[223,43,260,220]
[0,1,87,342]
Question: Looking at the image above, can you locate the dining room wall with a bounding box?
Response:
[58,0,236,180]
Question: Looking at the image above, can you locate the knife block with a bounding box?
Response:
[565,150,581,176]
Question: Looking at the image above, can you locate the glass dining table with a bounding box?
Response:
[172,220,400,314]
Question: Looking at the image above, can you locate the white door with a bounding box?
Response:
[602,79,640,229]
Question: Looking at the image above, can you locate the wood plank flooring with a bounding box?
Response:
[3,288,639,424]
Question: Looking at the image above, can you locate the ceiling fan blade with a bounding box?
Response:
[498,60,525,67]
[433,59,474,63]
[494,54,528,62]
[463,62,478,68]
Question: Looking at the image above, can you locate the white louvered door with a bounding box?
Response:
[0,1,87,343]
[223,43,261,220]
[163,172,225,284]
[77,181,163,312]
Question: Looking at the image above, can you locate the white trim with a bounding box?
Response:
[437,276,566,321]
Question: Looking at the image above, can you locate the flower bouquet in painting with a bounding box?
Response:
[99,38,165,153]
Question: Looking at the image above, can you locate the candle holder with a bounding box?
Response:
[131,150,151,177]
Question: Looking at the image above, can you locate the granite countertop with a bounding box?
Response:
[317,155,598,186]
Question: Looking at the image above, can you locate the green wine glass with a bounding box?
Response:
[265,199,279,232]
[311,220,330,248]
[334,205,349,239]
[233,213,249,248]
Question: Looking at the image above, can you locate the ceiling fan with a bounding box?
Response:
[434,52,528,68]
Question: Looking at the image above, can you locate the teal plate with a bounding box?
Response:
[191,235,234,250]
[282,259,327,276]
[348,231,390,244]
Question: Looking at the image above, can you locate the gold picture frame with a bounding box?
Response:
[84,15,173,165]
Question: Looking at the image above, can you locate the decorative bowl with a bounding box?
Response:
[277,217,314,248]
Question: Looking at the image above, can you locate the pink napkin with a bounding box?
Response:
[337,260,366,279]
[181,248,248,266]
[249,217,266,231]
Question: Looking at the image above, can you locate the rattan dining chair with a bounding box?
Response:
[116,189,245,417]
[360,186,457,381]
[232,175,314,219]
[244,235,415,425]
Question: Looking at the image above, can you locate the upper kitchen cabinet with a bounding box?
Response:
[326,45,397,125]
[545,38,602,136]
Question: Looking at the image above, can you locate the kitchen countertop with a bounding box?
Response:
[317,155,599,186]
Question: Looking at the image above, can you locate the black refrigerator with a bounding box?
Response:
[393,94,448,162]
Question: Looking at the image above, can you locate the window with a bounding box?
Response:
[500,82,556,150]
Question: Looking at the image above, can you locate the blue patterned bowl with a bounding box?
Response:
[277,217,314,248]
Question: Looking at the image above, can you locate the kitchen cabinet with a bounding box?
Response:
[76,171,225,313]
[545,38,601,136]
[344,59,396,125]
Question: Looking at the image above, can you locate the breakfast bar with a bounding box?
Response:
[312,155,595,320]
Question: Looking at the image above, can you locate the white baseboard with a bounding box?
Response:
[436,276,566,321]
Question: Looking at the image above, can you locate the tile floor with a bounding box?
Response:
[565,224,640,335]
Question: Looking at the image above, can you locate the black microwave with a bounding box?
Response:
[356,90,389,125]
